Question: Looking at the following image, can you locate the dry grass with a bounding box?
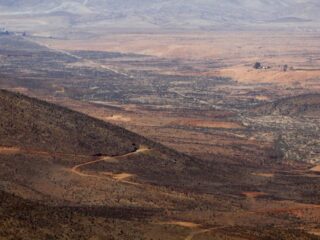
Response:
[1,30,320,239]
[38,31,320,61]
[218,66,320,85]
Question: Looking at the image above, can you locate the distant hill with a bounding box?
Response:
[0,0,319,32]
[253,94,320,117]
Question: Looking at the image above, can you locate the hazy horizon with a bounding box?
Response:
[1,0,320,36]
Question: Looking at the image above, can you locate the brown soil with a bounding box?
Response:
[252,173,275,178]
[310,166,320,173]
[169,119,243,129]
[309,230,320,237]
[242,192,268,198]
[105,115,131,122]
[0,147,21,154]
[163,221,201,229]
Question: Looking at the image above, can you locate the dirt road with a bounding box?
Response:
[70,145,151,183]
[0,145,151,184]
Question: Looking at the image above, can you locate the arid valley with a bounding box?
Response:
[0,1,320,239]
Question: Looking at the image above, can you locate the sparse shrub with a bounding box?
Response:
[253,62,262,69]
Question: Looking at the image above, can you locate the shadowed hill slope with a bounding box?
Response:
[0,89,144,156]
[0,89,226,205]
[0,189,162,240]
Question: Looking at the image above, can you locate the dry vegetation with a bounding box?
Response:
[0,30,320,239]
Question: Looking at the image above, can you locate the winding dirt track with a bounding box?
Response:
[0,145,151,184]
[70,146,151,184]
[2,145,320,230]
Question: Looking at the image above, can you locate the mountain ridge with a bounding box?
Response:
[1,0,320,31]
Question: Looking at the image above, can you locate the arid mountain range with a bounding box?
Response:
[0,0,320,35]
